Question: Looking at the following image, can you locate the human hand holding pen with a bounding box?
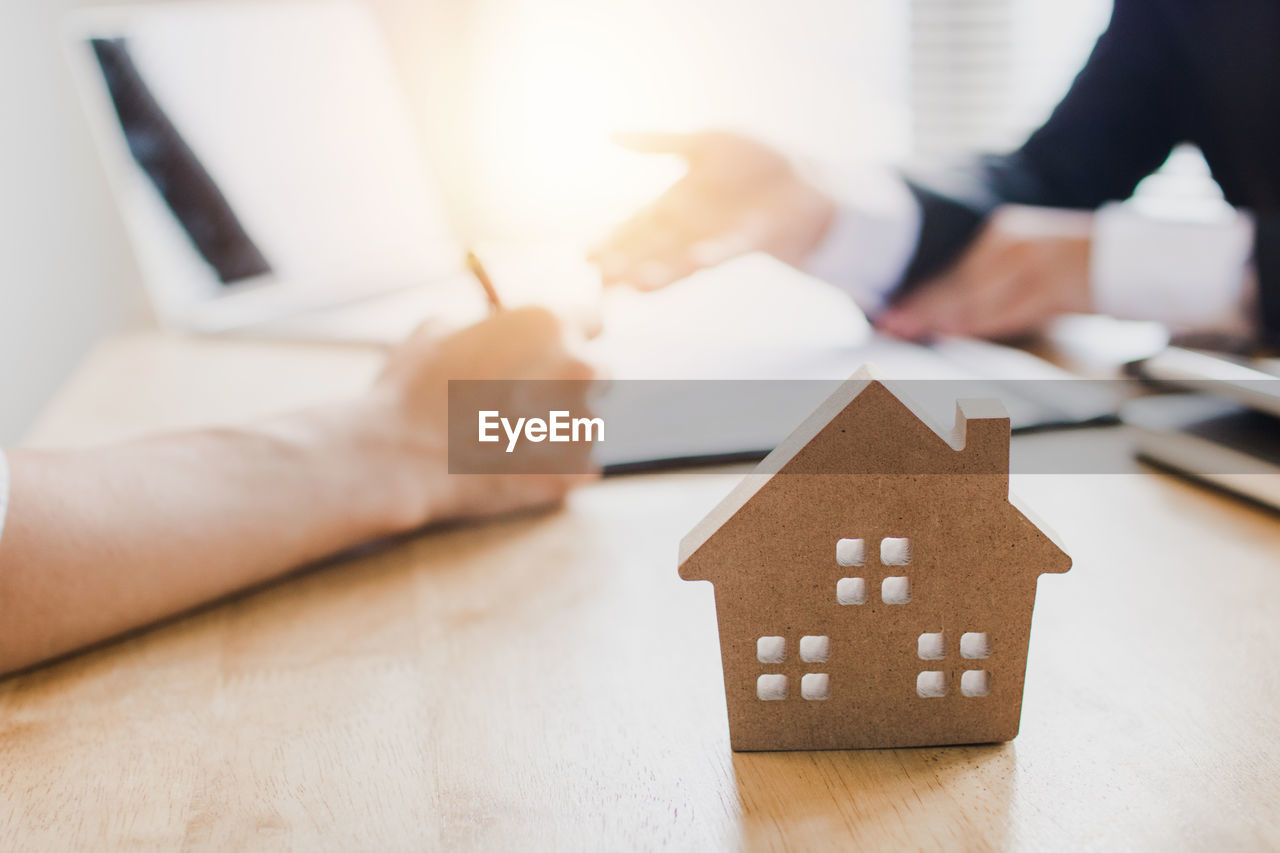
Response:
[0,306,597,675]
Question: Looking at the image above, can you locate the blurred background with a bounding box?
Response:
[1,0,1177,442]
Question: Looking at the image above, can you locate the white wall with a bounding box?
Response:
[0,0,151,443]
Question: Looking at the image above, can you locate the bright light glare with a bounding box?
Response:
[448,0,913,245]
[463,4,683,244]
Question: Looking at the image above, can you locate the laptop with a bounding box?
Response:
[65,0,524,342]
[1123,347,1280,510]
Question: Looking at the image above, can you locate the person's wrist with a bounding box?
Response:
[796,185,838,262]
[778,161,837,266]
[260,393,443,539]
[796,165,922,313]
[344,388,455,532]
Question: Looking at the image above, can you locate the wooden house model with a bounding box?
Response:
[678,368,1071,751]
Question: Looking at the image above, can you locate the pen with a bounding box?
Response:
[466,250,503,314]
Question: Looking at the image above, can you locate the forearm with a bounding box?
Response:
[0,307,593,676]
[0,395,427,675]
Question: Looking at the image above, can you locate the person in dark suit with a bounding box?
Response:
[594,0,1276,345]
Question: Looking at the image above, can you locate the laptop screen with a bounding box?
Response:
[78,1,459,294]
[92,37,272,285]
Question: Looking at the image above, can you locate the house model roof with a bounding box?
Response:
[678,366,1070,574]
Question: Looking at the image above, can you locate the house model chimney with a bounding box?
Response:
[955,398,1010,477]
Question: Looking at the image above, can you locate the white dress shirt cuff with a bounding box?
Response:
[803,167,922,314]
[0,449,9,547]
[1091,202,1255,331]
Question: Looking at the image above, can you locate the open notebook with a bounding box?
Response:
[584,255,1118,472]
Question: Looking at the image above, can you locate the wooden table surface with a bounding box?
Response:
[3,332,1280,851]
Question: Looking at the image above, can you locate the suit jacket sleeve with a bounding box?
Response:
[1256,219,1280,345]
[897,0,1185,288]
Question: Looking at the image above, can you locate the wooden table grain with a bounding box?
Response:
[3,332,1279,851]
